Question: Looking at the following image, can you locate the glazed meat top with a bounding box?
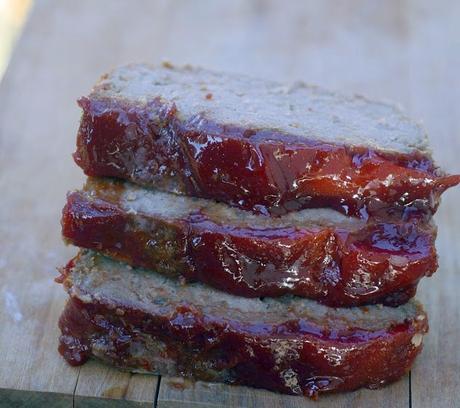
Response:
[91,62,429,155]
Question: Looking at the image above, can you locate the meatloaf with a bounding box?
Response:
[57,250,428,399]
[62,178,437,307]
[74,63,460,217]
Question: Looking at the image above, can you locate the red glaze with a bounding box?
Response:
[58,288,428,398]
[61,182,438,307]
[74,97,460,218]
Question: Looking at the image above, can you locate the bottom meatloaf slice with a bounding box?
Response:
[57,250,428,398]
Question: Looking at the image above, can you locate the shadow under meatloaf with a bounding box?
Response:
[61,177,438,307]
[74,63,460,218]
[57,250,428,399]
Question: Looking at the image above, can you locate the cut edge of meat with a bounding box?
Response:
[57,250,428,398]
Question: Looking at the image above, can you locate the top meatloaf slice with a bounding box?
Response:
[58,250,428,398]
[74,63,460,217]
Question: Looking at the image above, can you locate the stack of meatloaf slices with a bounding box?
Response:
[57,63,460,399]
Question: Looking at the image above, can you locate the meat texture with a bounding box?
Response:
[62,178,438,307]
[58,250,428,399]
[74,63,460,217]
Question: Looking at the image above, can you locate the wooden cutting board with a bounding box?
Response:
[0,0,459,406]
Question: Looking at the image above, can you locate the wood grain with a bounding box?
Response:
[406,2,460,407]
[74,361,158,407]
[0,0,458,406]
[157,376,408,408]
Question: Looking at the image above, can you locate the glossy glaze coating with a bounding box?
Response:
[57,253,428,398]
[61,178,438,307]
[74,96,460,218]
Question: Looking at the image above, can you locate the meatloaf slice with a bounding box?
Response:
[62,177,437,307]
[74,63,460,217]
[57,250,428,399]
